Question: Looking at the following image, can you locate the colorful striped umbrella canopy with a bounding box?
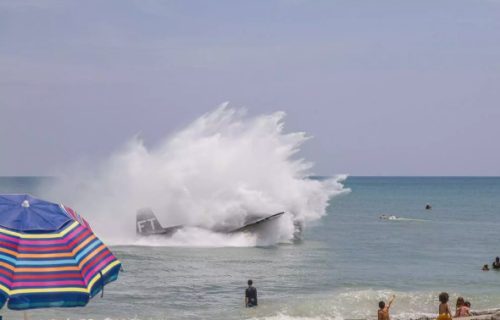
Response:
[0,194,121,310]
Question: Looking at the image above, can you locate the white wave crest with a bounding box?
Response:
[244,288,497,320]
[44,103,347,246]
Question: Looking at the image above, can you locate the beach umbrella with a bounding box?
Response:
[0,194,121,310]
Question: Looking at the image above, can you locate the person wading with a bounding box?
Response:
[245,279,258,307]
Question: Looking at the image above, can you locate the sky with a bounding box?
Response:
[1,0,499,176]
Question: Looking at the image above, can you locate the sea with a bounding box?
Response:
[1,176,499,320]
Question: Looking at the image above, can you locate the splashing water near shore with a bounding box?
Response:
[43,103,347,246]
[3,177,500,319]
[244,289,500,320]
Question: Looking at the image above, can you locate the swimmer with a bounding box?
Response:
[482,264,490,271]
[492,257,500,270]
[425,204,432,210]
[379,215,399,221]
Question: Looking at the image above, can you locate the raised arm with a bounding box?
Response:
[387,295,396,308]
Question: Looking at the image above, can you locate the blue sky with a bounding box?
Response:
[1,0,499,176]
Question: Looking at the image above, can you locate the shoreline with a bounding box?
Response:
[412,310,500,320]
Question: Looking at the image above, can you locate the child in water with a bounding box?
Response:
[378,295,396,320]
[438,292,453,320]
[455,297,471,317]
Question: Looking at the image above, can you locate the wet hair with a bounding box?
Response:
[439,292,449,303]
[456,297,465,308]
[248,279,253,286]
[379,301,385,309]
[465,301,471,308]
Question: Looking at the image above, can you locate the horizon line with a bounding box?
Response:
[1,175,500,178]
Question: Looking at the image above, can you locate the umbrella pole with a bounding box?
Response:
[23,311,29,320]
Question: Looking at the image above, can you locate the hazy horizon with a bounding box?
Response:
[1,0,499,176]
[2,175,500,178]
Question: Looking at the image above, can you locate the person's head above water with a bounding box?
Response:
[248,279,253,286]
[439,292,449,303]
[496,257,499,262]
[465,301,471,308]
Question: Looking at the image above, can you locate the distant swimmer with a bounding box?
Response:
[425,204,432,210]
[492,257,500,270]
[483,264,490,271]
[378,294,396,320]
[380,215,398,220]
[245,279,258,308]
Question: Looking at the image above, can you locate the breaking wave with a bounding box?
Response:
[244,289,498,320]
[43,103,348,246]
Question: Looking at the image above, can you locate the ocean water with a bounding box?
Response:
[1,176,500,320]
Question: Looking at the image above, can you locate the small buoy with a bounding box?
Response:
[21,200,30,208]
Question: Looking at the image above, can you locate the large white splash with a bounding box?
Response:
[44,104,347,246]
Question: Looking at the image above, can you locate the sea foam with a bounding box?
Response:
[43,103,347,246]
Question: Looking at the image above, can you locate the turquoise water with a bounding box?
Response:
[1,177,499,320]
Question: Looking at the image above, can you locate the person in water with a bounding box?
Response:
[482,264,490,271]
[378,295,396,320]
[492,257,500,269]
[245,279,258,307]
[455,297,470,317]
[425,204,432,210]
[455,297,464,316]
[437,292,453,320]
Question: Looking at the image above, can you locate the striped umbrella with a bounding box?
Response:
[0,194,121,310]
